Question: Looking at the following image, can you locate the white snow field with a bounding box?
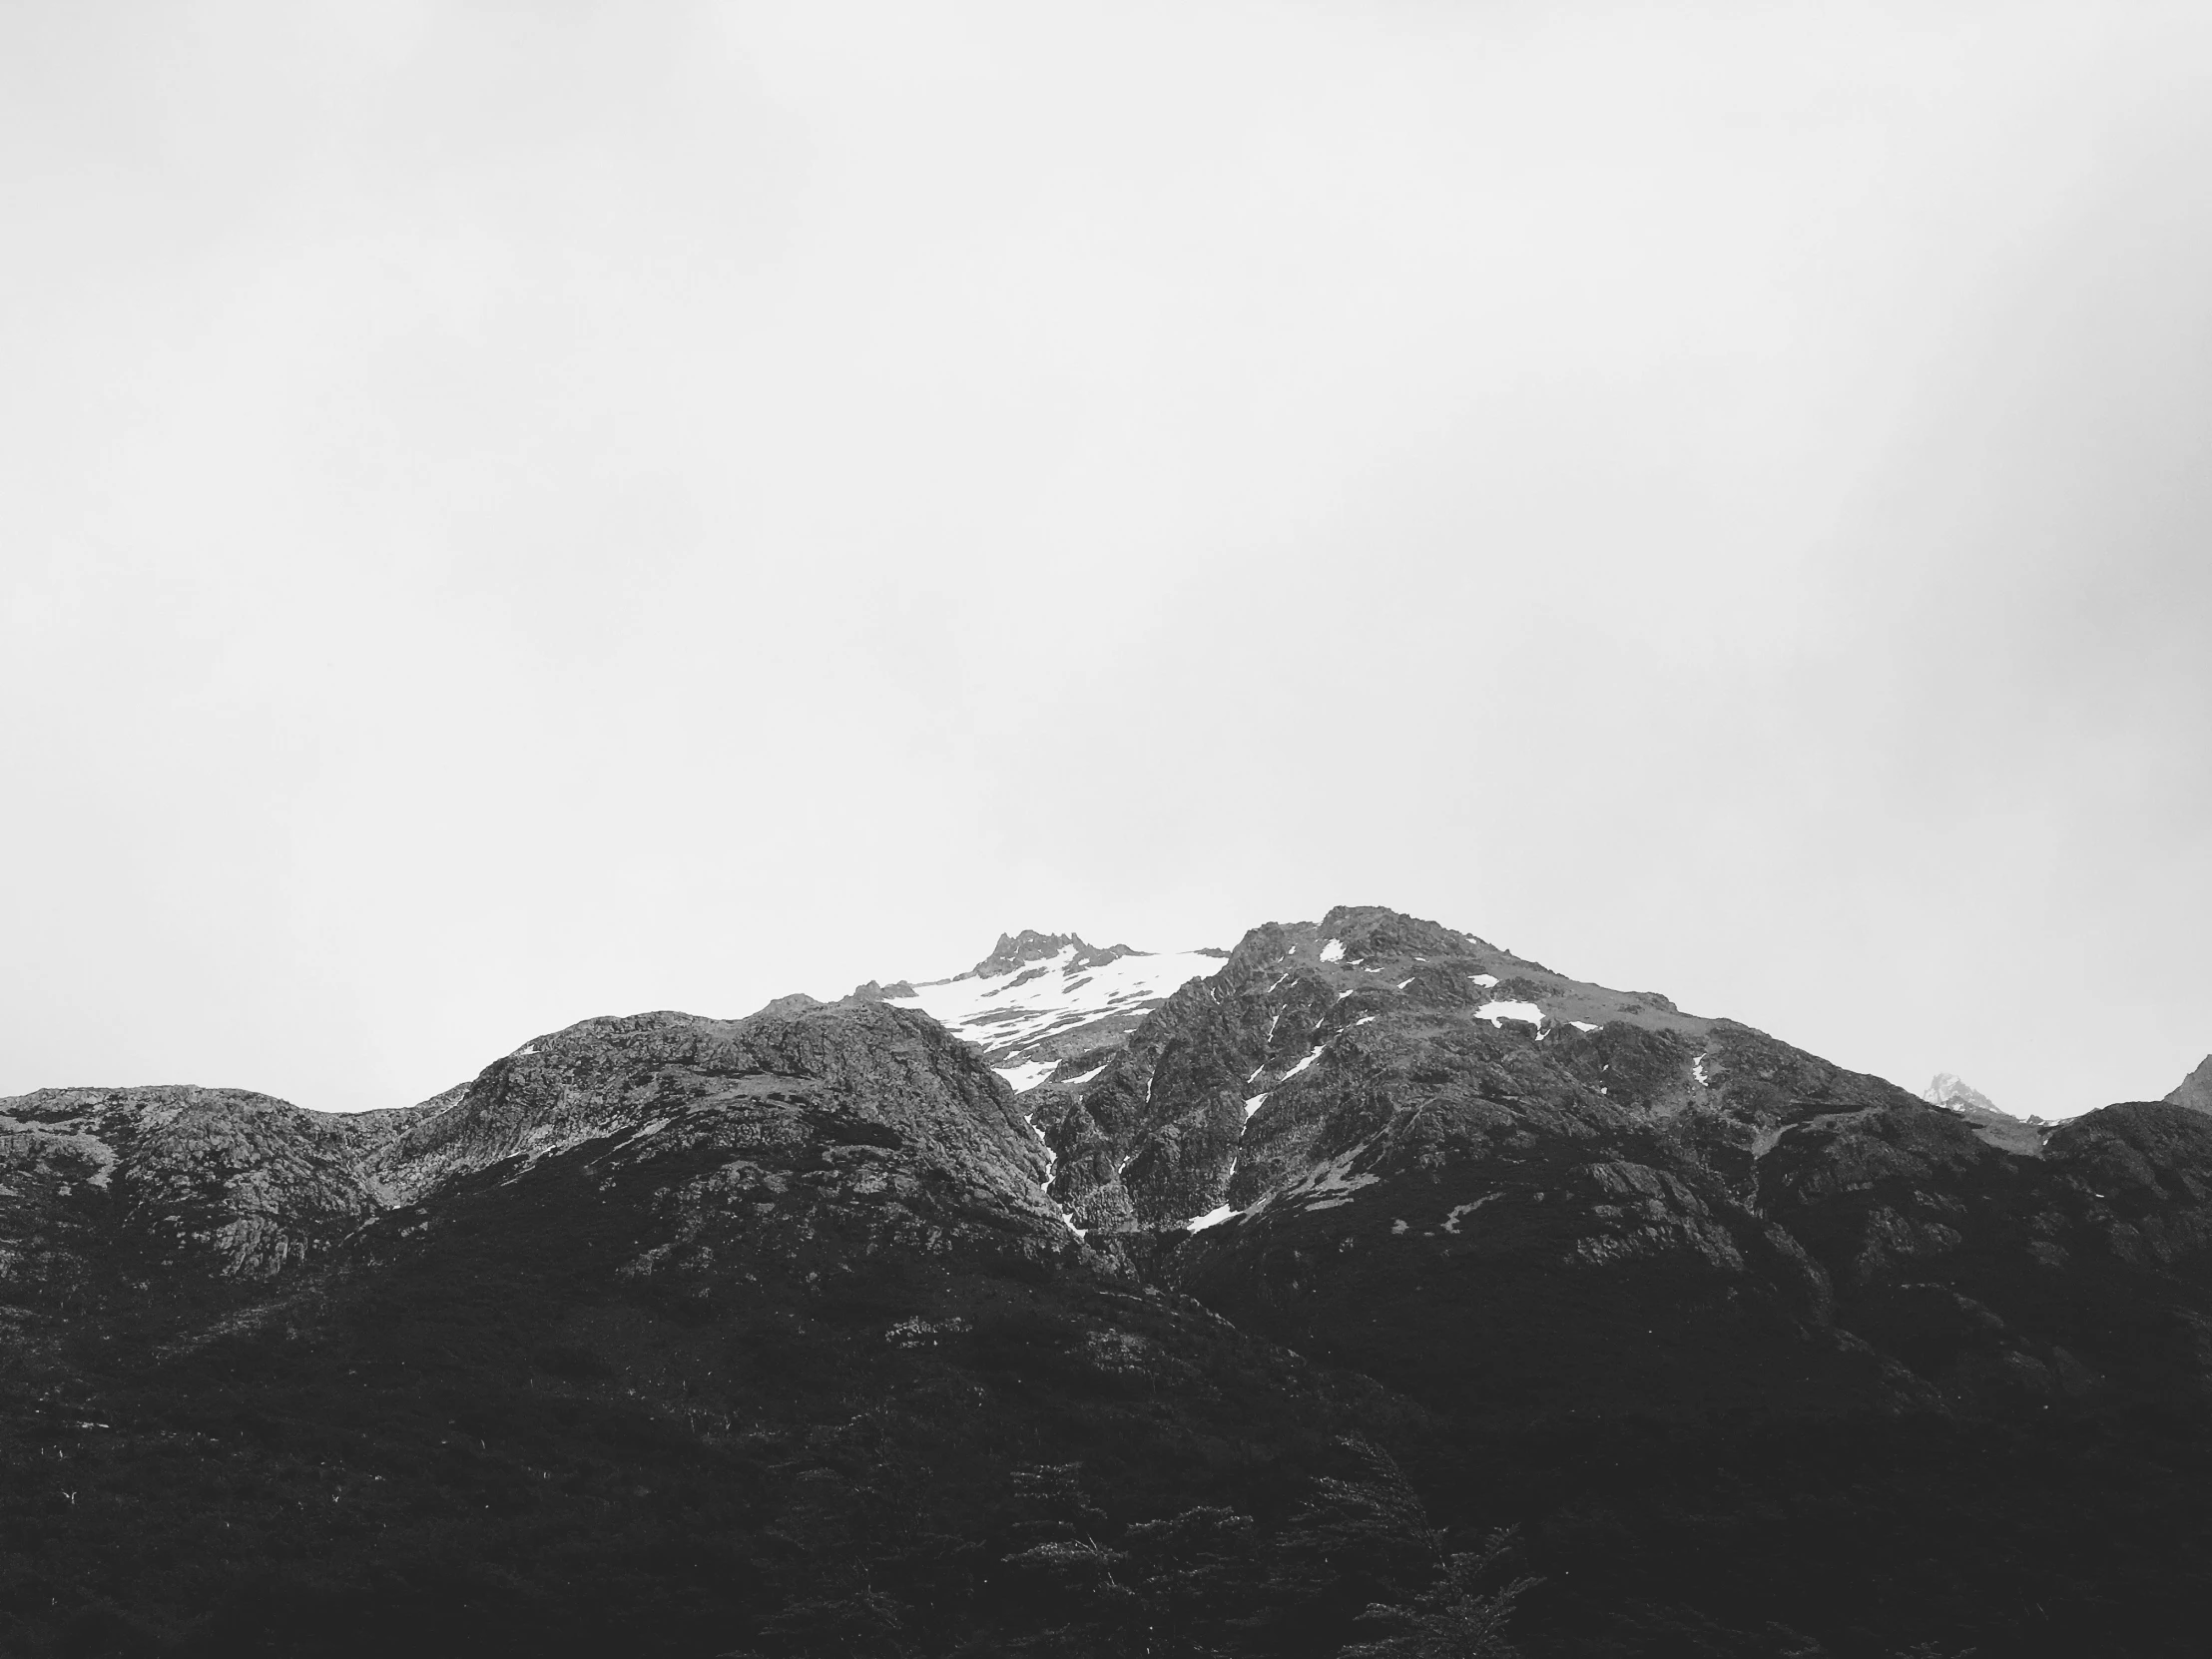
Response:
[889,942,1226,1090]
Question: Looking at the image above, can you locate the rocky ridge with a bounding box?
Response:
[0,998,1074,1299]
[0,1086,400,1280]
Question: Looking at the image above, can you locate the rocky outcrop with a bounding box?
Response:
[0,998,1069,1286]
[349,997,1086,1300]
[2167,1053,2212,1114]
[366,1000,1049,1208]
[0,1086,394,1278]
[969,929,1137,979]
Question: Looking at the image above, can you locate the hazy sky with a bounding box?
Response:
[4,2,2209,1119]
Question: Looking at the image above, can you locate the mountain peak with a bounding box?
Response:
[2166,1053,2212,1114]
[1925,1072,2003,1116]
[970,929,1138,979]
[879,933,1229,1093]
[1923,1071,2048,1153]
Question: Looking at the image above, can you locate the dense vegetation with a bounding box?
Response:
[4,1131,2209,1657]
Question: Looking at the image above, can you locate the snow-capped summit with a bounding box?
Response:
[968,929,1138,980]
[1924,1071,2045,1154]
[1924,1072,2003,1116]
[880,932,1229,1093]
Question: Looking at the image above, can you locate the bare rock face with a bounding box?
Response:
[340,997,1089,1311]
[368,1000,1049,1207]
[0,1086,391,1279]
[0,998,1069,1291]
[2167,1053,2212,1114]
[969,929,1137,979]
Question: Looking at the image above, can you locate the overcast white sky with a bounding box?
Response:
[4,1,2209,1119]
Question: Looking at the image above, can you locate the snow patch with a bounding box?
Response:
[1570,1021,1599,1033]
[1442,1194,1501,1234]
[1281,1045,1326,1081]
[1475,1000,1543,1028]
[1469,973,1499,988]
[1186,1205,1237,1232]
[1319,938,1346,963]
[1244,1093,1270,1119]
[1693,1054,1710,1087]
[890,945,1226,1069]
[1239,1139,1382,1221]
[993,1061,1056,1093]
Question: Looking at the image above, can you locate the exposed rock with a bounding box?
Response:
[2167,1052,2212,1114]
[0,1000,1071,1287]
[0,1086,396,1278]
[970,929,1138,978]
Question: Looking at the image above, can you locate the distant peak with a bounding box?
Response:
[970,930,1137,980]
[1923,1073,2052,1131]
[1925,1072,2002,1116]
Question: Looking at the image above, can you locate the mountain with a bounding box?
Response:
[6,905,2212,1659]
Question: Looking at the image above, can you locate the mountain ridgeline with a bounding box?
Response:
[5,906,2212,1659]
